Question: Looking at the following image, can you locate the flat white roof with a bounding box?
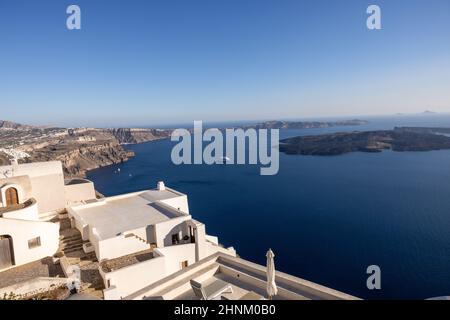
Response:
[71,190,187,240]
[0,161,63,178]
[138,188,185,202]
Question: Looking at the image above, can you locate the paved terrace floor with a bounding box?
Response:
[0,258,65,289]
[71,191,185,240]
[100,248,154,273]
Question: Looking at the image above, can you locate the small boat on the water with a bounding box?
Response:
[218,156,231,164]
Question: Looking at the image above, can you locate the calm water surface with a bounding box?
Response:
[88,115,450,299]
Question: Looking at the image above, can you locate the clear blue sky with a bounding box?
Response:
[1,0,450,127]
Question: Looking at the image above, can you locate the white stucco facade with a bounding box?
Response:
[0,218,59,267]
[67,189,192,260]
[64,179,97,206]
[0,162,66,215]
[0,161,97,272]
[65,183,236,299]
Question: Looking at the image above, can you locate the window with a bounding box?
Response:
[181,260,188,269]
[172,233,180,245]
[28,237,41,249]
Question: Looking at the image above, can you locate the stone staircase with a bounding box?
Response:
[57,217,84,255]
[59,230,84,255]
[54,217,105,299]
[58,217,72,230]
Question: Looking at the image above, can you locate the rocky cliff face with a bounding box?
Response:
[59,142,135,176]
[108,128,171,144]
[26,142,135,177]
[0,120,173,177]
[0,120,33,130]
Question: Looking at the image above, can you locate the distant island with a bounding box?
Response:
[421,110,438,115]
[280,127,450,156]
[395,110,439,116]
[243,119,368,130]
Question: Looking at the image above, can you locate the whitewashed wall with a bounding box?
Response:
[64,181,96,205]
[0,218,59,269]
[97,233,150,260]
[2,199,39,221]
[101,256,166,299]
[0,162,66,214]
[156,243,197,275]
[101,243,197,299]
[160,194,189,214]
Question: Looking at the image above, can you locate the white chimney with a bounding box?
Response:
[157,181,166,191]
[11,158,19,167]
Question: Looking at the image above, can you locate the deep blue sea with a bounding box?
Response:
[88,115,450,299]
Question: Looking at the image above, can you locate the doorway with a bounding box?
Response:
[189,226,196,243]
[0,235,14,269]
[5,187,19,206]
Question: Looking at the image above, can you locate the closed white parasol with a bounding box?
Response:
[266,249,278,299]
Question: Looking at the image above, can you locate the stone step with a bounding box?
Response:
[60,238,83,247]
[59,234,81,241]
[59,219,72,231]
[60,241,82,248]
[84,286,105,292]
[60,235,82,242]
[60,245,83,253]
[66,258,82,265]
[78,261,95,268]
[66,252,96,261]
[60,238,83,246]
[59,228,82,238]
[63,251,83,257]
[80,284,105,294]
[81,281,104,289]
[63,247,84,254]
[81,288,104,298]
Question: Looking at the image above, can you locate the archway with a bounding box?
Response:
[5,187,19,206]
[0,235,14,269]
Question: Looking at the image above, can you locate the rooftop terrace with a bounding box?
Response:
[70,190,188,240]
[126,253,360,301]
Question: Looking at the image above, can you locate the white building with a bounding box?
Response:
[0,160,357,300]
[0,160,236,299]
[67,184,236,299]
[0,161,96,270]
